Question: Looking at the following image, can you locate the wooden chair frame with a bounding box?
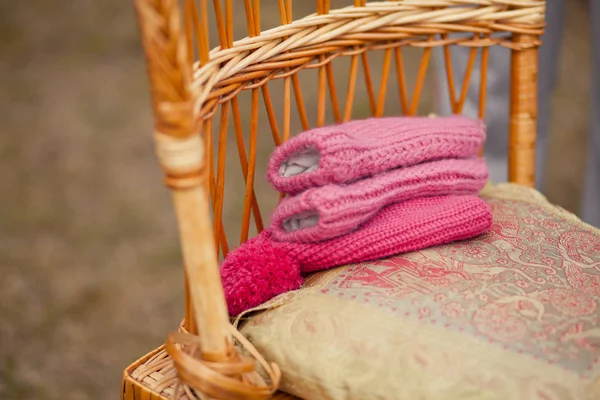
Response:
[123,1,545,399]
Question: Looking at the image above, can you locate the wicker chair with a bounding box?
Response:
[122,1,550,399]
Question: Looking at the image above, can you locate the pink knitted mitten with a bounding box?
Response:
[268,116,486,194]
[271,157,488,243]
[221,195,492,316]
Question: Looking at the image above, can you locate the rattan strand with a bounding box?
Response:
[125,323,283,400]
[154,132,204,173]
[165,324,281,400]
[126,347,297,400]
[134,0,195,139]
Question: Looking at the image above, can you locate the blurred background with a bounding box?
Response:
[0,0,592,399]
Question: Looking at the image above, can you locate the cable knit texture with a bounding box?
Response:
[271,157,489,243]
[221,195,493,316]
[267,115,486,194]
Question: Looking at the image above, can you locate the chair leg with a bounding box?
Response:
[509,34,540,187]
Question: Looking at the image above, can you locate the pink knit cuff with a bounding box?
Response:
[271,158,488,243]
[221,195,493,316]
[267,116,486,194]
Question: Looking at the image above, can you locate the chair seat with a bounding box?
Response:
[236,183,600,400]
[123,183,600,399]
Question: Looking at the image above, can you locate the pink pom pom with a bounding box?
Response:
[220,234,304,316]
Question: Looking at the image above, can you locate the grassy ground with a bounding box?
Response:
[0,1,591,399]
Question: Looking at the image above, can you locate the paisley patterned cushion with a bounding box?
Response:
[236,184,600,400]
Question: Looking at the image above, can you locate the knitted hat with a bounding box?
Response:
[271,157,488,243]
[268,115,486,194]
[221,195,492,316]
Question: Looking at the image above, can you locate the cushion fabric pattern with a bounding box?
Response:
[236,184,600,400]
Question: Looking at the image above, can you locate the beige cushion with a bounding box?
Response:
[236,184,600,400]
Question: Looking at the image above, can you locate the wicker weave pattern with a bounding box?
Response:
[192,1,545,118]
[126,1,546,399]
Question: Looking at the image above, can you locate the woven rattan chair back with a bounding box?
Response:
[127,1,546,398]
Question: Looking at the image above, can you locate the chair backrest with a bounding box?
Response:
[133,0,545,397]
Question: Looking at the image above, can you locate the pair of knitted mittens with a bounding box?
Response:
[220,116,493,316]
